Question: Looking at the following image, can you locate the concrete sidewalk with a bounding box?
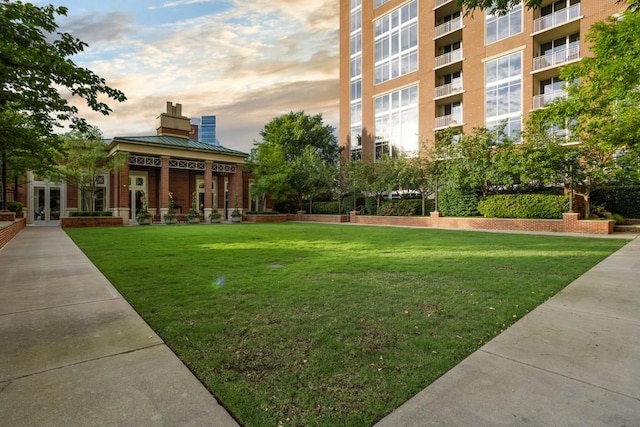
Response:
[0,227,239,426]
[377,235,640,426]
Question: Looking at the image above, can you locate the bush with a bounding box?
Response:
[7,201,23,215]
[69,211,113,217]
[438,187,480,217]
[591,186,640,218]
[364,197,377,215]
[478,194,569,219]
[341,195,366,214]
[311,201,340,215]
[377,199,426,216]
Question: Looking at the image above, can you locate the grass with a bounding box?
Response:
[65,223,627,426]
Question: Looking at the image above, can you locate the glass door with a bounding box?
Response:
[129,175,148,221]
[33,185,62,224]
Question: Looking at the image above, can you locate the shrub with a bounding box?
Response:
[7,201,23,215]
[69,211,113,217]
[311,201,340,215]
[364,197,377,215]
[377,199,426,216]
[591,186,640,218]
[341,195,366,214]
[438,187,480,217]
[478,194,569,219]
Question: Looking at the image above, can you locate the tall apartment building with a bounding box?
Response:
[340,0,625,161]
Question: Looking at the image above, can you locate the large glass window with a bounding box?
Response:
[486,2,522,44]
[374,85,419,159]
[374,0,418,84]
[486,52,522,141]
[80,174,107,211]
[375,0,390,7]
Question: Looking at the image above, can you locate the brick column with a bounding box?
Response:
[160,156,170,218]
[117,156,130,223]
[203,161,213,219]
[227,164,244,217]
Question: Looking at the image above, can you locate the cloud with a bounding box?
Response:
[59,12,134,44]
[148,0,216,10]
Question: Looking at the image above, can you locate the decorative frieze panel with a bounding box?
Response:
[129,155,162,167]
[212,163,237,173]
[128,155,237,173]
[169,159,206,170]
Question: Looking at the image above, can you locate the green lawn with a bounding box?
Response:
[66,223,627,426]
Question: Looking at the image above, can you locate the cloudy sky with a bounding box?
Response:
[39,0,340,153]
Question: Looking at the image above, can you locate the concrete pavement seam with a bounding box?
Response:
[478,349,640,402]
[2,343,167,384]
[0,296,124,317]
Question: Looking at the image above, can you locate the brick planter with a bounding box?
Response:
[244,214,287,223]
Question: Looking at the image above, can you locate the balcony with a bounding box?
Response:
[533,90,566,109]
[434,16,463,39]
[434,48,463,69]
[533,44,580,72]
[435,114,463,130]
[434,0,453,9]
[435,82,463,99]
[533,3,581,34]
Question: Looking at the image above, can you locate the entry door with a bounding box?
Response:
[129,175,148,221]
[33,185,62,224]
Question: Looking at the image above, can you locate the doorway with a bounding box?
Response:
[33,184,63,225]
[129,174,148,221]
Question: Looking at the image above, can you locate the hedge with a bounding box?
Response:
[69,211,113,217]
[478,194,569,219]
[7,201,23,215]
[438,187,480,217]
[591,186,640,218]
[377,199,428,216]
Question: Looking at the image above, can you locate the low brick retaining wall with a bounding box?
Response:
[0,218,26,249]
[287,213,350,223]
[349,212,615,234]
[244,214,288,223]
[61,217,124,228]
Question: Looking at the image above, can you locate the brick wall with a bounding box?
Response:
[289,214,351,223]
[0,218,26,250]
[61,217,124,228]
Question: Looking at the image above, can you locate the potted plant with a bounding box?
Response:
[136,196,152,225]
[163,192,177,224]
[230,195,242,223]
[186,191,201,223]
[209,208,222,223]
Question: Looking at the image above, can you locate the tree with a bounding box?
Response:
[250,111,339,211]
[397,142,445,216]
[526,9,640,216]
[0,1,126,208]
[459,0,636,16]
[56,128,126,212]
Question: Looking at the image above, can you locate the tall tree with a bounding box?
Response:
[459,0,636,15]
[527,9,640,216]
[0,1,126,208]
[56,128,126,212]
[249,111,339,211]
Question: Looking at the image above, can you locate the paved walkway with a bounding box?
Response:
[0,227,239,426]
[377,234,640,426]
[1,227,639,426]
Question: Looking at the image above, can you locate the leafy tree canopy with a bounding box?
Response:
[459,0,637,15]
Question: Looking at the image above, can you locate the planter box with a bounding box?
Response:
[61,217,124,228]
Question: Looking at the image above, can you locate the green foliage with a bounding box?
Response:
[591,186,640,218]
[69,211,113,217]
[364,196,377,215]
[7,200,22,214]
[341,194,365,214]
[438,187,480,217]
[377,199,426,216]
[311,201,340,215]
[249,111,339,211]
[478,194,569,219]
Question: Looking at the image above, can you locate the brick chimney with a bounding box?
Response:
[156,101,191,138]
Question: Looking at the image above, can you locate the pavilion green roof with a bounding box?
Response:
[113,135,248,158]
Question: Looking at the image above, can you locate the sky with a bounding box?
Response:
[38,0,340,153]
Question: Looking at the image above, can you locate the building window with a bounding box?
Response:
[375,0,390,7]
[80,174,107,211]
[486,51,522,141]
[374,85,419,159]
[486,2,522,45]
[374,0,418,84]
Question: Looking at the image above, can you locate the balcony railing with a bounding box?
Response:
[435,114,463,129]
[434,48,463,69]
[434,0,453,8]
[435,82,463,99]
[533,44,580,71]
[533,3,581,33]
[435,16,463,38]
[533,90,566,109]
